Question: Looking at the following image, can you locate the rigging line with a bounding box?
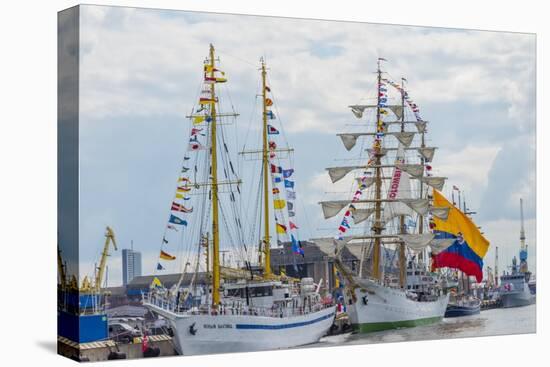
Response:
[248,163,264,264]
[218,122,248,257]
[264,74,291,151]
[216,49,258,68]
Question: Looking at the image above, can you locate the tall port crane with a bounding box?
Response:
[519,199,528,273]
[81,226,118,293]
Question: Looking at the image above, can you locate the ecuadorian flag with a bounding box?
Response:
[431,190,489,282]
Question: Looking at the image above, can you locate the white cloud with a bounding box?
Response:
[74,5,536,270]
[436,144,501,194]
[79,6,535,133]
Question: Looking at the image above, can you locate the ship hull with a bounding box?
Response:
[144,303,336,355]
[444,302,481,318]
[500,290,535,308]
[347,280,449,333]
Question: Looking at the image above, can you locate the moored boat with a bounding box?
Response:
[444,296,481,318]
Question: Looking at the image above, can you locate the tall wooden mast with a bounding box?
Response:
[261,59,272,277]
[209,44,221,307]
[372,59,383,280]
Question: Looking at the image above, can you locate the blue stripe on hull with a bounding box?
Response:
[236,312,334,330]
[444,305,480,318]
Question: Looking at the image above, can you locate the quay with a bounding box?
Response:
[57,334,176,362]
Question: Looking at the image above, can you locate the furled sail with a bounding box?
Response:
[320,200,349,219]
[338,133,364,151]
[400,198,430,215]
[398,233,436,253]
[349,105,374,119]
[415,121,427,133]
[352,208,376,224]
[431,206,450,220]
[391,131,415,147]
[395,163,424,178]
[384,144,414,221]
[327,166,359,183]
[418,147,436,162]
[388,105,404,120]
[421,176,446,191]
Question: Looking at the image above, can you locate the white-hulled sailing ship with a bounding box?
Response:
[143,45,335,355]
[317,58,460,332]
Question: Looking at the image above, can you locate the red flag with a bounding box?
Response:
[271,164,282,173]
[289,221,298,230]
[172,202,193,213]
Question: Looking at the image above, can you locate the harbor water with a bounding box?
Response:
[311,304,536,348]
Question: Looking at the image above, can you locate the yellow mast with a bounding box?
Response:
[209,44,221,307]
[372,59,383,280]
[261,59,272,277]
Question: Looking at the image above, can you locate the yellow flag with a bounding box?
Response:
[199,99,215,105]
[276,223,287,234]
[193,116,205,125]
[432,190,490,259]
[150,277,163,288]
[175,193,187,200]
[273,199,286,209]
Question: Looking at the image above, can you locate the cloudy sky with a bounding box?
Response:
[74,5,536,286]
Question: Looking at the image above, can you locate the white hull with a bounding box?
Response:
[145,303,336,355]
[347,279,449,332]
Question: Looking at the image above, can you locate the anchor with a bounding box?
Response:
[189,322,197,335]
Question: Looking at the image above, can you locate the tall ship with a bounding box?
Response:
[499,198,535,308]
[143,45,335,355]
[317,58,489,332]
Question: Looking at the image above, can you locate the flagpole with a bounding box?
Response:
[261,59,272,277]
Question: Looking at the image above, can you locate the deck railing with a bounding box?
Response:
[142,293,331,318]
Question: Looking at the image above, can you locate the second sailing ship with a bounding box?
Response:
[318,58,489,332]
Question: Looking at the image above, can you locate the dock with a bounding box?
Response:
[58,334,176,361]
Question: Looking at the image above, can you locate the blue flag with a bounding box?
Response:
[157,263,165,270]
[266,110,276,119]
[284,179,294,189]
[291,234,304,256]
[169,214,188,226]
[283,168,294,178]
[273,176,282,183]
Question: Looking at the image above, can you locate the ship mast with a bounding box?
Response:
[372,58,383,280]
[209,44,221,307]
[261,59,272,277]
[399,77,406,289]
